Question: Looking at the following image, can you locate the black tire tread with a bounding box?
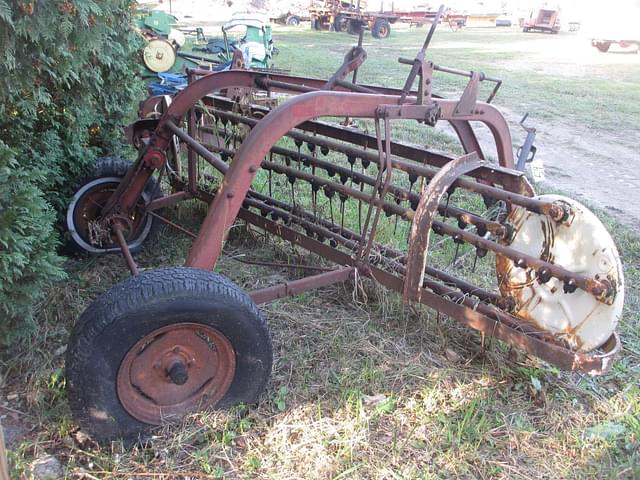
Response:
[372,19,391,39]
[87,156,132,180]
[68,267,268,358]
[66,267,272,441]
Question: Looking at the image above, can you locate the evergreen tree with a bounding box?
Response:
[0,0,144,342]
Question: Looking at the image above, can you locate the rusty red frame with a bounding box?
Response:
[96,64,619,375]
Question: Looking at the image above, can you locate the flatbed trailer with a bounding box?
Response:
[270,12,310,26]
[384,10,466,30]
[592,38,640,52]
[309,0,399,38]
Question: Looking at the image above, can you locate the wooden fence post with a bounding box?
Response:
[0,423,9,480]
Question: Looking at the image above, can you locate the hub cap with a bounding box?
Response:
[117,323,236,424]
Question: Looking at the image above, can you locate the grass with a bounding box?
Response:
[274,26,640,136]
[2,24,640,479]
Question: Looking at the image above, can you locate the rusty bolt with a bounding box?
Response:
[167,361,189,385]
[563,279,577,294]
[537,268,552,283]
[545,202,568,222]
[144,150,165,170]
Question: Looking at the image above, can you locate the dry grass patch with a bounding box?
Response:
[2,223,638,478]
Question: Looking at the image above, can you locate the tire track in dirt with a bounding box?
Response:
[440,107,640,230]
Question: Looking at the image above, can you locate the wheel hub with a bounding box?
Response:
[496,194,624,352]
[117,323,236,425]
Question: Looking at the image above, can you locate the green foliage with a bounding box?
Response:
[0,0,144,341]
[0,141,65,342]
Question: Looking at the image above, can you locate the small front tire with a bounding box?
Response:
[66,157,162,255]
[334,14,347,32]
[286,15,301,26]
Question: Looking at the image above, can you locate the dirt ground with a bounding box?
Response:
[424,31,640,229]
[466,103,640,228]
[418,32,640,229]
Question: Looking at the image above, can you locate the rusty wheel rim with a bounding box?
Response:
[72,179,150,250]
[117,323,236,425]
[378,25,389,37]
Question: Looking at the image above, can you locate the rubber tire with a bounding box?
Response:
[66,157,162,255]
[334,14,347,32]
[372,19,391,39]
[595,41,611,52]
[286,15,300,26]
[66,267,273,443]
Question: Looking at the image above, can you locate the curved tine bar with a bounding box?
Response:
[185,91,401,270]
[403,152,486,301]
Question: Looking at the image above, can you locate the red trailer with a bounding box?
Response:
[523,8,561,34]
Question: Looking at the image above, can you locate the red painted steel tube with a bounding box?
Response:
[249,266,355,304]
[113,224,139,276]
[438,101,514,169]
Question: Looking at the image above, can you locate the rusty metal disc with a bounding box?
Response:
[117,323,236,425]
[496,194,624,352]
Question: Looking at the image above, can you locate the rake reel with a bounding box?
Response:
[64,22,624,441]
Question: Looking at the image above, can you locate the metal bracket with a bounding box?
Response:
[453,71,481,117]
[515,113,537,171]
[417,60,434,105]
[324,45,368,90]
[375,103,441,126]
[399,4,445,104]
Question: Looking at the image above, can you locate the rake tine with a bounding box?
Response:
[358,183,363,232]
[329,195,334,226]
[444,192,451,220]
[313,189,317,219]
[452,241,460,267]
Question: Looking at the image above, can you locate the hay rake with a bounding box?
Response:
[64,16,623,441]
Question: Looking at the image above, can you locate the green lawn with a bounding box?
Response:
[274,26,640,134]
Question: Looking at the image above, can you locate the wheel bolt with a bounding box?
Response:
[167,361,189,385]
